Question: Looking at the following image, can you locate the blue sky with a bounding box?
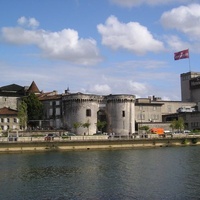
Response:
[0,0,200,100]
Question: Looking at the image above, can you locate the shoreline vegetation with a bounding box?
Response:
[0,134,199,153]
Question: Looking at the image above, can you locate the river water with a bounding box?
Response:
[0,146,200,200]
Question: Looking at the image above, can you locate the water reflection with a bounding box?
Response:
[0,147,200,199]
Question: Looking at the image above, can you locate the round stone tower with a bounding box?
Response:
[62,93,102,135]
[105,94,135,136]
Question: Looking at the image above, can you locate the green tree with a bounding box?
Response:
[170,117,185,132]
[139,126,149,133]
[177,117,185,131]
[23,93,43,126]
[17,100,28,130]
[170,119,177,131]
[73,122,82,134]
[82,120,91,135]
[96,120,107,133]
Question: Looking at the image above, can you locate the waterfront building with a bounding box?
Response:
[38,91,63,129]
[1,71,200,133]
[181,71,200,102]
[0,107,20,131]
[0,84,27,110]
[62,93,135,135]
[135,96,196,131]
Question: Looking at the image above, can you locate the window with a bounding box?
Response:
[86,109,91,117]
[14,118,17,123]
[49,108,53,116]
[138,114,145,120]
[56,101,60,105]
[0,118,3,123]
[7,118,10,123]
[56,108,60,115]
[122,110,125,117]
[167,105,172,113]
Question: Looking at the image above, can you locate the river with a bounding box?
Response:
[0,146,200,200]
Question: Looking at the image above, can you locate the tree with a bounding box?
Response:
[96,120,107,133]
[170,117,185,132]
[177,117,185,131]
[73,122,82,134]
[170,119,177,131]
[139,126,149,134]
[82,120,91,135]
[17,100,28,130]
[23,93,43,126]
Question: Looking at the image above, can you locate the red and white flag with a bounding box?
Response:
[174,49,189,60]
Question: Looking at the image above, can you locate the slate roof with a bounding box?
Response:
[0,84,24,92]
[0,84,26,96]
[0,107,18,115]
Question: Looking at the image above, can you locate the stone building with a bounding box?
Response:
[38,91,63,129]
[181,71,200,102]
[135,96,196,131]
[1,70,200,133]
[0,81,40,131]
[0,107,20,131]
[0,84,27,110]
[62,93,135,136]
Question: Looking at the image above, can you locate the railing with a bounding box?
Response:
[0,134,200,143]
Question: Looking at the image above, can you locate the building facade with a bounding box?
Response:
[1,70,200,133]
[0,107,20,131]
[181,71,200,102]
[38,91,63,129]
[61,93,135,135]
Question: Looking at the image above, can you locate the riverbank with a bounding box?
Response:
[0,135,199,153]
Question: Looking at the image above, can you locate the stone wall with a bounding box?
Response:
[0,96,20,110]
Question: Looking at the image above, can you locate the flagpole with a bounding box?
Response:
[188,48,191,72]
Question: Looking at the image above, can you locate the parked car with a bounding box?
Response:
[183,130,191,134]
[44,133,55,141]
[63,132,76,136]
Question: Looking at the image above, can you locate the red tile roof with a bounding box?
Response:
[38,91,62,101]
[0,107,18,115]
[27,81,40,94]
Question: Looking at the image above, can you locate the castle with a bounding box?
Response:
[0,71,200,135]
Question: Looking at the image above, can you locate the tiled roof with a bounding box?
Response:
[27,81,40,94]
[0,107,18,115]
[38,92,62,101]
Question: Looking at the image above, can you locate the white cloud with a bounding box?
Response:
[111,0,191,7]
[97,15,164,55]
[164,35,191,51]
[1,18,102,65]
[160,4,200,40]
[86,84,111,94]
[127,80,149,97]
[17,16,39,28]
[17,16,27,25]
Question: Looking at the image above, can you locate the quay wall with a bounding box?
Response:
[0,136,200,152]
